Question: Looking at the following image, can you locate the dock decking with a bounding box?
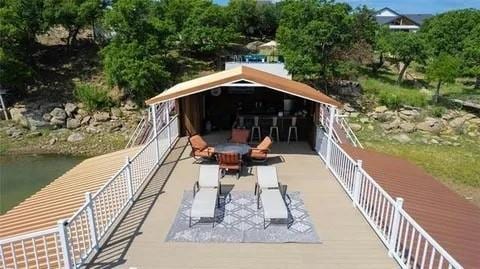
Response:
[87,138,397,268]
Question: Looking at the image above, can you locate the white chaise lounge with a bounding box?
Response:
[190,165,221,227]
[256,166,289,229]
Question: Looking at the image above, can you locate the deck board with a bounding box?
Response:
[87,138,397,268]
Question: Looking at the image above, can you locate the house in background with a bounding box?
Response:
[375,7,433,32]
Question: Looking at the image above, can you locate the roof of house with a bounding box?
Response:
[145,66,341,107]
[375,7,433,26]
[340,143,480,269]
[0,146,140,238]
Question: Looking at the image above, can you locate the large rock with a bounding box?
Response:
[349,123,362,132]
[399,122,415,133]
[123,99,138,111]
[343,103,355,113]
[67,132,85,142]
[392,133,411,143]
[449,117,466,129]
[9,107,29,128]
[381,118,401,131]
[42,113,52,122]
[416,118,444,134]
[399,109,420,121]
[81,116,91,126]
[64,103,77,117]
[66,118,81,129]
[374,106,388,113]
[50,108,67,120]
[50,117,65,125]
[111,107,122,118]
[93,111,110,122]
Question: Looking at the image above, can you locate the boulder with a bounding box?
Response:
[26,131,42,138]
[81,116,91,126]
[392,134,411,144]
[67,132,85,142]
[416,118,444,134]
[49,138,57,145]
[93,111,110,122]
[124,99,138,111]
[42,113,52,122]
[449,117,466,130]
[374,106,388,113]
[86,126,100,134]
[50,117,65,125]
[64,103,77,117]
[9,107,29,128]
[359,117,369,124]
[399,122,415,133]
[381,118,401,131]
[27,118,48,130]
[50,108,67,120]
[399,109,420,121]
[66,118,81,129]
[108,121,123,132]
[343,103,355,113]
[111,107,122,118]
[349,123,362,132]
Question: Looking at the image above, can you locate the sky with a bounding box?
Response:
[214,0,480,14]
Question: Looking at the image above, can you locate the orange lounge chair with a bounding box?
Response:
[250,136,272,163]
[189,134,215,162]
[217,152,243,179]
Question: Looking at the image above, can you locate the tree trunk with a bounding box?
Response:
[434,80,442,103]
[397,61,409,84]
[475,76,480,89]
[372,52,384,74]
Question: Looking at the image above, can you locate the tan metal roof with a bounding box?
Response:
[145,66,341,107]
[0,146,141,239]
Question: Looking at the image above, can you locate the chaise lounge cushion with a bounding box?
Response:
[190,135,208,150]
[191,188,217,219]
[199,165,220,188]
[251,136,272,159]
[257,166,279,189]
[260,189,288,220]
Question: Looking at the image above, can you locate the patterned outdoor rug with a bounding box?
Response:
[165,191,321,243]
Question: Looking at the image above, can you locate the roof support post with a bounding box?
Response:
[57,219,73,268]
[326,106,336,167]
[388,197,404,257]
[165,105,171,148]
[150,104,160,165]
[84,192,99,251]
[352,160,363,207]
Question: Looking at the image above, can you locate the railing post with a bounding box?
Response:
[57,220,73,269]
[326,106,336,167]
[125,157,134,202]
[165,106,171,147]
[352,160,363,207]
[150,104,160,164]
[388,197,404,257]
[84,192,99,251]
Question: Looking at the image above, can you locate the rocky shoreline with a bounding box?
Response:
[1,100,145,156]
[343,103,480,145]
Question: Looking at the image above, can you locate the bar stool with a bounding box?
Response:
[287,117,298,143]
[237,116,245,129]
[250,116,261,143]
[269,117,280,142]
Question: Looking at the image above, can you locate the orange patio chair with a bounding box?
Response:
[250,136,272,163]
[188,134,215,163]
[217,152,243,179]
[230,128,250,144]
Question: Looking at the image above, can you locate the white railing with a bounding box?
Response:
[0,113,179,269]
[336,116,363,148]
[318,103,363,147]
[317,130,463,269]
[0,228,64,269]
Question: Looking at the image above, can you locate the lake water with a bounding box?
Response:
[0,154,84,214]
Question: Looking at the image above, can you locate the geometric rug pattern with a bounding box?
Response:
[165,191,321,243]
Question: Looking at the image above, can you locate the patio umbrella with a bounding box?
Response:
[258,41,278,62]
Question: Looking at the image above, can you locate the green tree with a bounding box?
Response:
[370,26,390,74]
[0,0,45,88]
[421,9,480,57]
[179,1,237,55]
[463,24,480,89]
[426,54,461,103]
[388,31,425,83]
[276,0,353,89]
[43,0,103,46]
[255,1,281,39]
[226,0,258,39]
[102,0,172,101]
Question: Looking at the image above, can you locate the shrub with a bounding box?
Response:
[74,83,113,111]
[430,106,446,118]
